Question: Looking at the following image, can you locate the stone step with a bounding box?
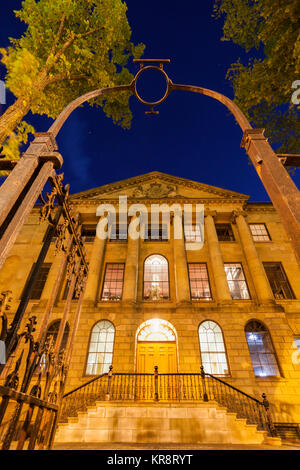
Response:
[55,402,281,446]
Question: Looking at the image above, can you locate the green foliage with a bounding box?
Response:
[214,0,300,153]
[1,120,35,175]
[0,0,144,138]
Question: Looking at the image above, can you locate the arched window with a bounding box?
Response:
[46,320,69,352]
[86,320,115,375]
[198,321,229,376]
[144,255,169,300]
[245,320,280,377]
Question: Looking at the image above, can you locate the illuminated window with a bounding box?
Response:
[263,262,295,300]
[198,321,229,376]
[215,224,235,241]
[137,319,176,342]
[249,224,271,242]
[86,321,115,375]
[188,263,212,300]
[184,224,202,243]
[295,337,300,354]
[101,263,124,301]
[245,320,280,377]
[224,263,250,299]
[143,255,169,300]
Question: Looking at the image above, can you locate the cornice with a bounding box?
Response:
[70,197,248,206]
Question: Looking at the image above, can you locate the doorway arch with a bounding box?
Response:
[136,319,178,373]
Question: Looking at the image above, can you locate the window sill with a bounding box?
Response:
[254,375,285,382]
[230,298,252,301]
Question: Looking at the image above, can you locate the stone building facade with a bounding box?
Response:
[1,172,300,424]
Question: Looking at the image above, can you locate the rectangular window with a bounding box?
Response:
[249,224,271,242]
[101,263,125,301]
[263,262,295,300]
[188,263,212,300]
[184,224,202,243]
[145,223,169,241]
[215,224,235,241]
[224,263,250,299]
[25,263,52,300]
[295,337,300,354]
[82,226,96,243]
[109,224,128,241]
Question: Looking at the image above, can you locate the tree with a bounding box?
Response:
[213,0,300,153]
[0,0,144,157]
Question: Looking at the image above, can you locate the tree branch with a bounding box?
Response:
[46,73,90,86]
[46,14,66,66]
[53,26,103,63]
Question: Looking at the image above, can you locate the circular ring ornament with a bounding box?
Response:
[133,65,171,107]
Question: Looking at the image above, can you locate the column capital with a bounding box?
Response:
[230,210,247,223]
[204,210,217,219]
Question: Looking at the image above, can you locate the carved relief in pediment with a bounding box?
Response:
[132,183,177,198]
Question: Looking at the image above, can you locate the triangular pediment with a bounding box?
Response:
[70,172,249,202]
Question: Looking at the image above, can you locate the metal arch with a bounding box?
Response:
[0,58,300,265]
[48,58,252,136]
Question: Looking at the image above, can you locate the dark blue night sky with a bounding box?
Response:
[1,1,299,200]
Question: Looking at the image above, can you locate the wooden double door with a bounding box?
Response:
[136,342,177,373]
[136,342,178,400]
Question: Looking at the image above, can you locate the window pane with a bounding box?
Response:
[215,224,235,241]
[86,321,115,375]
[184,224,203,243]
[245,320,280,377]
[143,255,169,300]
[199,321,229,376]
[263,262,295,300]
[101,263,124,301]
[188,263,212,300]
[146,224,169,241]
[249,224,270,242]
[224,263,250,299]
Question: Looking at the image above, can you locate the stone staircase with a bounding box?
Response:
[54,401,282,446]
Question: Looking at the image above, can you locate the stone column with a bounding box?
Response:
[122,216,140,303]
[173,213,191,303]
[84,222,107,303]
[233,211,274,303]
[205,212,232,302]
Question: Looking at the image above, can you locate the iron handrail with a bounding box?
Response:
[59,367,277,436]
[63,371,262,405]
[63,372,108,398]
[205,372,263,405]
